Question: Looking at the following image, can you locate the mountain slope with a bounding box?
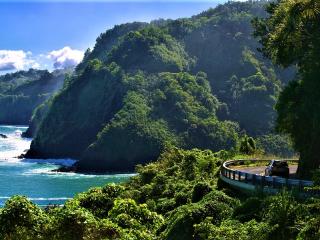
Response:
[26,1,294,171]
[0,69,68,125]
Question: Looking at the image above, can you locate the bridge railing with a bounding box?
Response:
[220,159,317,195]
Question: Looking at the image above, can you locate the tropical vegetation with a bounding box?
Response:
[1,0,320,239]
[0,69,68,125]
[25,0,295,172]
[253,0,320,178]
[1,148,319,239]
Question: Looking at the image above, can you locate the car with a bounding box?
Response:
[265,160,289,178]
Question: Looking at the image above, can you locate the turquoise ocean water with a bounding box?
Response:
[0,125,133,206]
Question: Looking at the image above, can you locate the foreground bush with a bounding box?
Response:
[0,148,319,239]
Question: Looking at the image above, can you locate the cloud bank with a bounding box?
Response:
[0,50,39,71]
[48,47,84,69]
[0,47,84,73]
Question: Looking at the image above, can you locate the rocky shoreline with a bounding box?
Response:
[52,165,78,173]
[0,133,7,138]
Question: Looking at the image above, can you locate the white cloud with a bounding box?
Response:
[0,50,39,71]
[47,46,84,69]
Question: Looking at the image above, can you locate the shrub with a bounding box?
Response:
[194,218,272,240]
[0,196,49,240]
[75,184,125,218]
[239,135,256,155]
[233,197,263,222]
[191,182,212,203]
[108,198,164,231]
[297,217,320,240]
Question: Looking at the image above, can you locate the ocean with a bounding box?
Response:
[0,125,133,206]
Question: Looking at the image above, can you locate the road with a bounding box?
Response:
[232,165,298,178]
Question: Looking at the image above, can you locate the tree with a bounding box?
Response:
[253,0,320,178]
[239,135,256,155]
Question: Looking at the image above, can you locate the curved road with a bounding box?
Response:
[232,165,298,178]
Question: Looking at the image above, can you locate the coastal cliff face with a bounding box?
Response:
[25,1,294,172]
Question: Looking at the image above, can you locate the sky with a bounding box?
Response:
[0,0,236,74]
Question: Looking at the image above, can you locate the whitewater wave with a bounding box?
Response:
[22,166,59,175]
[0,125,134,208]
[1,127,135,178]
[0,131,31,160]
[0,128,77,167]
[22,166,136,179]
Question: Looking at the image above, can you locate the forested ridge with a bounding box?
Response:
[1,0,320,239]
[25,0,295,171]
[0,69,69,125]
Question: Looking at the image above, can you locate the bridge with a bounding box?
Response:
[220,159,319,196]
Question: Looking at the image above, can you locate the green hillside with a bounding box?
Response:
[0,69,68,125]
[25,1,294,171]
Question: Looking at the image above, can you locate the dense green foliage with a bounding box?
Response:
[253,0,320,178]
[3,1,319,238]
[256,134,294,158]
[165,3,287,135]
[27,59,239,170]
[80,71,238,171]
[26,1,295,171]
[0,69,67,125]
[106,27,193,73]
[239,135,256,155]
[1,148,319,239]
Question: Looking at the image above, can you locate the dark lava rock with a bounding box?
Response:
[0,133,8,138]
[53,165,78,173]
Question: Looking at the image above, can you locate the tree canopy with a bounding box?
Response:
[23,1,297,171]
[253,0,320,178]
[0,69,68,125]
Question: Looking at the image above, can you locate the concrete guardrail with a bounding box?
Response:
[220,159,319,196]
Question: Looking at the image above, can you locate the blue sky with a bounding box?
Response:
[0,1,232,73]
